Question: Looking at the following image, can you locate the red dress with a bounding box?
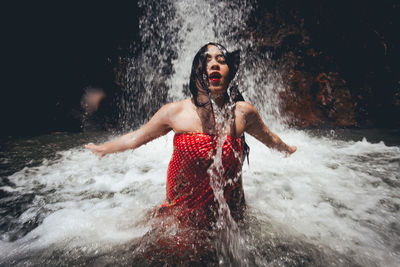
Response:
[156,132,245,229]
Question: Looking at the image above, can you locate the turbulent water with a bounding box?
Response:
[0,130,399,266]
[1,0,400,266]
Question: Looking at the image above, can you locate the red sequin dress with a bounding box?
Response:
[156,132,245,229]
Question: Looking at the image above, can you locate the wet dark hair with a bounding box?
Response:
[189,42,242,106]
[189,42,249,162]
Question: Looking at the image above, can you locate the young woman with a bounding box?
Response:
[86,43,296,229]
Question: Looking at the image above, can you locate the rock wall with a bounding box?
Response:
[248,0,399,128]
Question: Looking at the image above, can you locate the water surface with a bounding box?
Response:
[0,129,399,266]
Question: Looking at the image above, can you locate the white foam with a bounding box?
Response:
[1,136,173,257]
[1,129,400,265]
[2,0,399,264]
[243,130,400,265]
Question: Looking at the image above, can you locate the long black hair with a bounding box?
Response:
[189,42,249,162]
[189,42,242,106]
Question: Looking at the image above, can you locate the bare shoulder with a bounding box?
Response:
[159,99,189,114]
[235,101,258,117]
[153,99,193,122]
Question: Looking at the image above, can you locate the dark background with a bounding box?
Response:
[2,2,139,136]
[2,1,399,136]
[250,0,399,128]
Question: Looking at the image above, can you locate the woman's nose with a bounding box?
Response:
[210,60,220,70]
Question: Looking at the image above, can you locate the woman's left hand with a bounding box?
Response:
[287,145,297,155]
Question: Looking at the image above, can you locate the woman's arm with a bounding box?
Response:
[85,103,174,158]
[240,102,296,155]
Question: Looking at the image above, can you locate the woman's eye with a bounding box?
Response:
[217,56,226,63]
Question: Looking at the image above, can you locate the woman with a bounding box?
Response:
[86,43,296,229]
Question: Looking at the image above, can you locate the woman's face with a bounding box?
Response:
[206,45,230,97]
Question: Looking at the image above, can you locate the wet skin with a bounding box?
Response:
[206,45,230,104]
[86,45,297,157]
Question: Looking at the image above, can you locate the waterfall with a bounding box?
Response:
[1,1,399,266]
[120,0,287,132]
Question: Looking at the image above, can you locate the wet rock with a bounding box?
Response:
[279,70,356,128]
[248,0,399,128]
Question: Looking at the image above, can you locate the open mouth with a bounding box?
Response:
[209,72,222,82]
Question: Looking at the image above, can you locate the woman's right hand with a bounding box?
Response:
[84,103,173,159]
[85,143,107,159]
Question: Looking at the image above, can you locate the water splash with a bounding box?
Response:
[117,0,298,264]
[207,98,245,265]
[118,0,181,129]
[119,0,287,131]
[2,0,400,266]
[1,131,399,266]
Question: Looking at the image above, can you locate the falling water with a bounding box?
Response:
[120,0,286,131]
[1,0,400,266]
[207,98,245,266]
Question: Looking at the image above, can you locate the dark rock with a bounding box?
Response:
[249,0,399,128]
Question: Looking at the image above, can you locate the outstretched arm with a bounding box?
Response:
[85,103,174,158]
[240,102,296,155]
